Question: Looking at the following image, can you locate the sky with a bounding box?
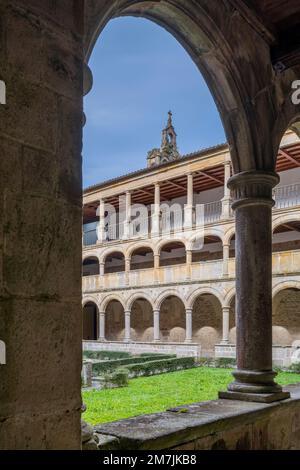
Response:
[83,17,225,189]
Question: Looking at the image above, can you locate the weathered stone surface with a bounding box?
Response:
[94,384,300,450]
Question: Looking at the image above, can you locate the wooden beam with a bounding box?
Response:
[196,170,224,184]
[167,180,187,191]
[279,149,300,167]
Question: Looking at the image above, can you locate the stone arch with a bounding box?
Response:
[190,233,223,263]
[103,250,125,274]
[126,242,156,259]
[187,287,225,310]
[82,252,101,263]
[272,214,300,233]
[82,300,98,341]
[224,227,236,247]
[159,295,186,343]
[157,238,187,255]
[104,298,125,341]
[100,247,126,265]
[82,256,100,276]
[190,292,223,356]
[159,240,186,267]
[100,294,125,313]
[129,245,155,271]
[272,216,300,254]
[130,296,154,342]
[126,292,154,311]
[84,0,273,174]
[154,289,187,311]
[272,283,300,347]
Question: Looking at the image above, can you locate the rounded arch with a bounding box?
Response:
[100,247,126,265]
[224,227,236,246]
[224,287,236,308]
[272,214,300,233]
[187,286,224,310]
[84,0,266,174]
[83,256,100,276]
[82,295,100,308]
[272,281,300,299]
[83,300,98,341]
[154,289,187,310]
[126,242,156,259]
[157,238,187,255]
[100,294,125,312]
[126,292,154,311]
[103,250,126,274]
[130,295,154,342]
[82,252,101,263]
[129,245,155,271]
[189,228,224,248]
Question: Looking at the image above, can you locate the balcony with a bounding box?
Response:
[82,249,299,292]
[83,183,300,248]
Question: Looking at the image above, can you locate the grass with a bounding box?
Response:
[82,367,300,425]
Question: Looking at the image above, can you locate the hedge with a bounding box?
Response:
[83,351,131,360]
[92,354,176,375]
[123,356,196,378]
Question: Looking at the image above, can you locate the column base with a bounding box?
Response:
[219,390,290,403]
[184,339,193,344]
[219,369,291,403]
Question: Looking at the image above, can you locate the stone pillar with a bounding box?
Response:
[186,249,192,280]
[123,191,131,239]
[124,311,131,342]
[97,198,106,243]
[219,171,290,403]
[99,262,105,277]
[185,308,193,343]
[221,307,230,344]
[152,183,161,237]
[154,254,160,284]
[153,310,160,342]
[125,257,131,286]
[99,312,105,342]
[221,159,232,219]
[223,243,230,277]
[184,173,194,229]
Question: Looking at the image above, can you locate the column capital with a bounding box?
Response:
[228,171,279,210]
[185,308,192,315]
[124,310,131,316]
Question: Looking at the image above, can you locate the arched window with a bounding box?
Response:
[104,251,125,274]
[160,242,186,267]
[83,302,98,340]
[130,247,154,270]
[192,236,223,263]
[83,257,99,276]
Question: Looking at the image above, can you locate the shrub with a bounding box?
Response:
[102,368,129,389]
[125,357,195,378]
[83,351,131,360]
[214,357,236,369]
[290,363,300,373]
[92,354,176,375]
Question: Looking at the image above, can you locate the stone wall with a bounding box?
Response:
[0,1,83,449]
[95,384,300,450]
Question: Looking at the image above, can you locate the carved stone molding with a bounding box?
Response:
[228,171,279,210]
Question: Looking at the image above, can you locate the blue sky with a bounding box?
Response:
[83,17,225,189]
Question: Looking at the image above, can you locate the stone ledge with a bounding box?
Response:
[94,384,300,450]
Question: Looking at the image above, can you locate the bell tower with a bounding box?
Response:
[147,112,181,167]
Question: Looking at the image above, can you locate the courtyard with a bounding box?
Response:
[83,367,300,425]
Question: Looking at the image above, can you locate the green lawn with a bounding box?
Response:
[82,367,300,425]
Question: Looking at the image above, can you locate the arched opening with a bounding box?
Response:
[160,242,186,267]
[160,296,185,342]
[229,234,235,259]
[192,236,223,263]
[273,288,300,347]
[273,222,300,253]
[83,257,100,276]
[228,296,236,345]
[192,294,222,356]
[83,302,98,340]
[105,300,125,341]
[104,251,125,274]
[131,298,153,341]
[130,247,154,271]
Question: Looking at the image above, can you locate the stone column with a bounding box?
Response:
[99,262,105,277]
[99,312,105,342]
[223,243,230,277]
[123,191,131,239]
[97,198,106,243]
[221,306,230,344]
[153,309,160,342]
[184,173,194,229]
[219,171,290,403]
[186,249,192,280]
[185,308,192,343]
[221,159,232,219]
[124,310,131,343]
[154,254,160,284]
[152,183,161,237]
[125,257,131,286]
